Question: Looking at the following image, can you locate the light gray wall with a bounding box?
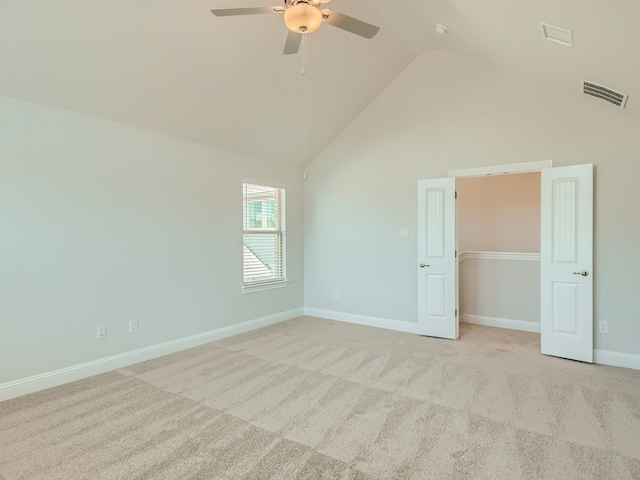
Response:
[304,49,640,356]
[0,96,304,383]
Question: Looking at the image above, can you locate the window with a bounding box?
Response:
[242,182,286,291]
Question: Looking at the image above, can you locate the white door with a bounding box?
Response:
[541,164,593,362]
[417,178,457,339]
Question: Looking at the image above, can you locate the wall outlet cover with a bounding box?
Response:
[129,319,138,333]
[97,325,106,340]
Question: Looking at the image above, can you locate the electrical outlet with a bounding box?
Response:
[334,291,340,300]
[97,325,106,340]
[129,319,138,333]
[598,321,609,334]
[399,228,410,238]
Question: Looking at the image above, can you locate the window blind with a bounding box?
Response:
[243,182,286,286]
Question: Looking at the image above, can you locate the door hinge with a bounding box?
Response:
[455,191,458,199]
[455,309,458,317]
[455,250,457,258]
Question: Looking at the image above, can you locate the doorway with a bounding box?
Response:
[456,172,541,334]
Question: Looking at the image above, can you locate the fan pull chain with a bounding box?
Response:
[302,31,307,76]
[303,33,309,180]
[302,33,307,77]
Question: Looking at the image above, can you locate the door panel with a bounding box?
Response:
[417,178,457,339]
[541,164,593,362]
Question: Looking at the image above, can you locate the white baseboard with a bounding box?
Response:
[594,349,640,370]
[0,308,303,402]
[3,308,636,402]
[304,307,420,334]
[461,314,541,333]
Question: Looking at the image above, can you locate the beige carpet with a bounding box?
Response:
[1,317,639,479]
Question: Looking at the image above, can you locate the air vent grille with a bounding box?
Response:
[539,22,574,47]
[582,80,628,108]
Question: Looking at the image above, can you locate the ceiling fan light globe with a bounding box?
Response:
[284,3,323,34]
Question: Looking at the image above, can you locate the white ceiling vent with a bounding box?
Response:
[582,80,628,108]
[539,22,574,47]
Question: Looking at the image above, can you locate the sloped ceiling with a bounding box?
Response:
[1,0,638,164]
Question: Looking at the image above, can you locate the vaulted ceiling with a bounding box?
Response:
[2,0,638,164]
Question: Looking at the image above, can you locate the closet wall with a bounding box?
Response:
[457,172,541,330]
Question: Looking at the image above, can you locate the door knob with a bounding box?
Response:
[573,270,589,277]
[420,263,430,268]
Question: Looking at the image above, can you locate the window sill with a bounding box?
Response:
[242,280,289,295]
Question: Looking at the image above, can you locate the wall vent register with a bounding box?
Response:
[582,80,628,108]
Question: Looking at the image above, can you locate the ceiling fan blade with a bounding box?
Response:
[283,30,303,55]
[211,6,284,16]
[320,9,380,39]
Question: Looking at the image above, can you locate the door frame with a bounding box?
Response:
[448,160,553,179]
[448,160,551,338]
[449,161,549,331]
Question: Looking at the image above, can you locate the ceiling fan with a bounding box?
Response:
[211,0,380,55]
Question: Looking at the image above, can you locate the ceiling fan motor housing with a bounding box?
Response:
[285,0,328,6]
[284,1,323,33]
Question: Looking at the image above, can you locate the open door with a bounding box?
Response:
[417,178,457,339]
[541,164,593,362]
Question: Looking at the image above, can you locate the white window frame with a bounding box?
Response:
[242,180,288,294]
